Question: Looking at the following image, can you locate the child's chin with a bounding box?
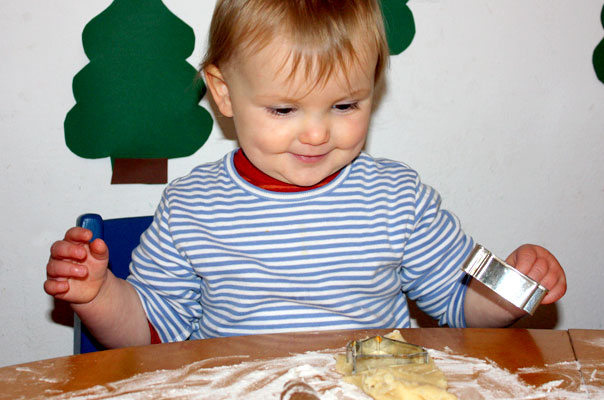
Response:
[291,176,328,188]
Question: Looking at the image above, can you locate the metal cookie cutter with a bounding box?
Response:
[346,335,429,373]
[462,244,548,315]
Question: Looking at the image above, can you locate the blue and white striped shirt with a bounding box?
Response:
[127,151,474,343]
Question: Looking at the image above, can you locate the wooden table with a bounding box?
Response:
[569,329,604,397]
[0,328,601,399]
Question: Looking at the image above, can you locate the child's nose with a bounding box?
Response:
[299,117,330,146]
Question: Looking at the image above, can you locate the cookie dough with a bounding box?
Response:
[335,331,457,400]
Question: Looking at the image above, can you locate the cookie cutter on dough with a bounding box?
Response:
[461,244,548,315]
[346,336,429,373]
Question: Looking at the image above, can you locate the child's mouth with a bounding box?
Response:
[292,153,327,163]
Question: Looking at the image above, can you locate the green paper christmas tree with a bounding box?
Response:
[65,0,213,184]
[381,0,416,55]
[594,4,604,84]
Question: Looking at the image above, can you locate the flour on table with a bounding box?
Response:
[571,336,604,387]
[429,348,597,400]
[584,337,604,349]
[14,366,61,383]
[32,344,603,400]
[40,351,368,400]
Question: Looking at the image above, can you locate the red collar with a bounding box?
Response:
[233,149,339,192]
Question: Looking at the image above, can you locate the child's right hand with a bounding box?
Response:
[44,227,110,304]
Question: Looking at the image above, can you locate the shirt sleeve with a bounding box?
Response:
[400,176,474,328]
[127,191,203,343]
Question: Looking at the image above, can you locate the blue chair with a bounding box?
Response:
[73,213,153,354]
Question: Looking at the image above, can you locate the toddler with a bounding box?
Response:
[45,0,566,348]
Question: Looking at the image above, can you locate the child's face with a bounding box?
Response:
[207,40,377,187]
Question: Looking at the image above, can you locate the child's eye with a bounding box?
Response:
[333,102,359,112]
[266,106,296,116]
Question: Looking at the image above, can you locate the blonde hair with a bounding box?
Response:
[201,0,389,86]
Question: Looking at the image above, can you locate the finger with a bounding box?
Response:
[43,279,70,296]
[64,227,93,244]
[46,258,89,279]
[524,256,550,284]
[541,273,567,304]
[531,255,564,291]
[506,244,567,304]
[89,238,109,262]
[526,247,565,292]
[50,240,88,261]
[506,245,537,276]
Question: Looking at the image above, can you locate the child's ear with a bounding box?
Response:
[204,65,234,117]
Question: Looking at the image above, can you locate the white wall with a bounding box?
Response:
[1,0,603,367]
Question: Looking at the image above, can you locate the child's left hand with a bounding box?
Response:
[465,243,567,327]
[505,244,567,305]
